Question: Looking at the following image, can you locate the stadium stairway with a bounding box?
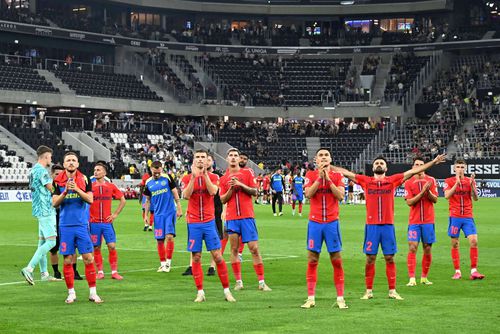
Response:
[166,54,192,89]
[0,125,37,165]
[305,137,321,161]
[372,54,392,101]
[37,69,74,95]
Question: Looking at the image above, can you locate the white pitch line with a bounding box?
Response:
[0,243,300,257]
[0,255,298,287]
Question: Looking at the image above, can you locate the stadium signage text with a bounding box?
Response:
[449,164,499,175]
[0,190,32,202]
[69,32,86,40]
[4,20,500,55]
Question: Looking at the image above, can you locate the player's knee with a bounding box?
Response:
[451,239,459,248]
[423,244,432,253]
[63,256,73,265]
[45,239,56,249]
[82,254,94,264]
[384,255,394,263]
[469,238,478,248]
[408,244,418,253]
[107,244,116,250]
[166,235,174,242]
[192,253,202,263]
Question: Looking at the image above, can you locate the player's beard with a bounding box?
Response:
[373,167,385,175]
[239,162,247,168]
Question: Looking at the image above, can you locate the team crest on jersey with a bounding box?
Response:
[161,181,167,186]
[304,178,310,186]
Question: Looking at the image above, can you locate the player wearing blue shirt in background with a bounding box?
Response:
[270,168,285,216]
[292,171,305,217]
[143,161,183,273]
[21,146,59,285]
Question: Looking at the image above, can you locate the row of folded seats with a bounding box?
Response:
[52,69,162,101]
[0,64,59,93]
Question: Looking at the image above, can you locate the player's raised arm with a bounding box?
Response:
[444,174,460,199]
[182,173,196,200]
[230,177,258,196]
[403,154,446,181]
[204,170,218,196]
[331,166,356,182]
[470,173,479,201]
[406,182,432,206]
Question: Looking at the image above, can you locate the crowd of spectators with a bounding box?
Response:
[385,53,429,104]
[361,55,380,75]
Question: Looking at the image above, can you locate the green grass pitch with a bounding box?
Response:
[0,199,499,333]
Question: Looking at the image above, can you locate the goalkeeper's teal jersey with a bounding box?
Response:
[30,163,56,218]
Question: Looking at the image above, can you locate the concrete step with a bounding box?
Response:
[37,69,74,94]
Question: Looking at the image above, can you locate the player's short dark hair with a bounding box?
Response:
[372,156,388,165]
[226,148,240,156]
[36,145,53,157]
[455,158,467,165]
[151,160,163,168]
[194,149,208,156]
[207,152,215,160]
[95,160,108,172]
[315,147,331,155]
[63,151,78,160]
[239,152,248,158]
[413,156,426,164]
[51,164,64,172]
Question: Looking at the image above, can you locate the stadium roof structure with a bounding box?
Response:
[102,0,451,15]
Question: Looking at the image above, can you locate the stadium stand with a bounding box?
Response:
[385,53,430,104]
[0,62,59,94]
[0,144,31,183]
[203,55,356,106]
[52,68,162,101]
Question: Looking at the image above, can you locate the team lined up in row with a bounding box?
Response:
[21,145,485,306]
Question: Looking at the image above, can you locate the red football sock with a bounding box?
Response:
[306,261,318,297]
[470,247,478,269]
[298,203,303,213]
[149,213,154,227]
[292,202,296,210]
[166,240,174,260]
[331,258,344,297]
[422,254,432,277]
[216,260,230,289]
[451,248,460,270]
[238,236,244,254]
[253,263,264,281]
[94,248,103,272]
[109,248,118,272]
[192,262,204,291]
[63,263,74,289]
[386,262,396,290]
[407,252,416,278]
[231,262,242,281]
[157,241,166,262]
[365,263,375,289]
[221,239,228,255]
[85,262,97,288]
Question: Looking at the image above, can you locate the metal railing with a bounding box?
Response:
[0,113,84,129]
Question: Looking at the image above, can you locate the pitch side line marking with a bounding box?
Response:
[0,243,299,257]
[0,254,299,287]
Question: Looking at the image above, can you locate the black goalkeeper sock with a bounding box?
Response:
[52,264,59,273]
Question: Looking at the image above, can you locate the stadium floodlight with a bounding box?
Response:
[80,104,86,108]
[160,109,165,113]
[324,107,335,110]
[308,114,315,118]
[341,0,355,4]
